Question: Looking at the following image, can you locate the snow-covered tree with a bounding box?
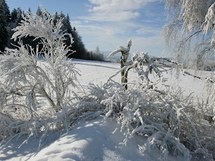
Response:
[109,41,163,90]
[10,10,78,112]
[164,0,215,67]
[95,46,101,55]
[109,40,132,89]
[0,10,79,139]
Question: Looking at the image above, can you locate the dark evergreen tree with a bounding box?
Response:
[5,6,89,59]
[0,23,7,52]
[11,8,18,22]
[10,8,22,24]
[65,14,72,33]
[36,6,42,16]
[0,0,10,52]
[53,12,88,59]
[8,8,23,48]
[70,27,88,59]
[0,0,10,22]
[62,14,74,57]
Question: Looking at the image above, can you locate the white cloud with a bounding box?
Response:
[72,19,164,56]
[89,0,155,12]
[135,26,161,36]
[132,35,164,55]
[71,20,126,50]
[71,0,164,57]
[85,0,157,22]
[82,11,139,22]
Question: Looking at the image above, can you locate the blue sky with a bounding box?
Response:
[6,0,166,57]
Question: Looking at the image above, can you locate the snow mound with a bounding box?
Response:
[30,118,145,161]
[0,117,186,161]
[0,118,143,161]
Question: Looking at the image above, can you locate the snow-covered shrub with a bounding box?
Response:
[0,10,79,140]
[81,77,214,160]
[129,52,162,89]
[73,51,215,160]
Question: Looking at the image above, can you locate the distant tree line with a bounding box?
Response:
[0,0,104,61]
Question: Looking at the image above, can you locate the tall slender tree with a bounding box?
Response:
[0,0,10,52]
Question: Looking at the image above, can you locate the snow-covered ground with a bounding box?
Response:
[0,117,189,161]
[1,117,150,161]
[75,59,213,100]
[0,59,214,161]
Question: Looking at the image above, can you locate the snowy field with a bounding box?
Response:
[75,59,214,100]
[0,59,214,161]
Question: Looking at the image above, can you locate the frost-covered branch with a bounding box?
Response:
[108,51,164,90]
[165,0,215,67]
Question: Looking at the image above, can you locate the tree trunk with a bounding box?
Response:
[120,53,129,90]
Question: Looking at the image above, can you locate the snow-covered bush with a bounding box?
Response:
[0,10,79,140]
[79,51,215,160]
[82,81,214,160]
